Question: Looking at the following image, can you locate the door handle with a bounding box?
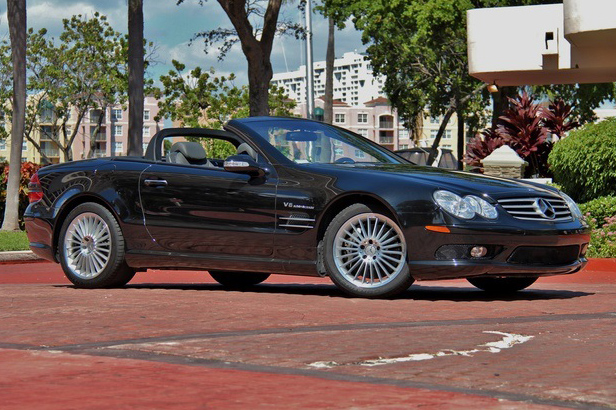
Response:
[144,179,168,187]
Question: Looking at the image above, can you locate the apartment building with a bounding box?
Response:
[271,52,385,107]
[72,96,162,160]
[0,96,162,164]
[294,96,464,154]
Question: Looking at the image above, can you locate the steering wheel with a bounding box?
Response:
[335,157,356,164]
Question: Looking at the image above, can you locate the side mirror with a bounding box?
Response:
[224,154,265,177]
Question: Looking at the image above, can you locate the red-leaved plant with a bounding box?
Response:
[464,92,579,177]
[464,127,504,167]
[543,98,579,138]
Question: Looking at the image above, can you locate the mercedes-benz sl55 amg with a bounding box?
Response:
[25,117,590,298]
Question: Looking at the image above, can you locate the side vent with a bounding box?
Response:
[279,213,315,230]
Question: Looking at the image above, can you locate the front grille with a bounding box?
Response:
[498,197,572,221]
[507,245,580,265]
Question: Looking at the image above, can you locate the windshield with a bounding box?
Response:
[245,119,404,165]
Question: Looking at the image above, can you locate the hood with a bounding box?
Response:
[307,163,560,199]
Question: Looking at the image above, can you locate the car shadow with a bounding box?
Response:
[58,282,593,302]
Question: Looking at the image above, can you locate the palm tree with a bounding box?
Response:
[2,0,27,231]
[127,0,144,157]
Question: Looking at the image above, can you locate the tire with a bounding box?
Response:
[209,271,271,288]
[323,203,414,298]
[467,276,538,293]
[59,202,135,288]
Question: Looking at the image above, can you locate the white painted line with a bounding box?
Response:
[307,331,534,369]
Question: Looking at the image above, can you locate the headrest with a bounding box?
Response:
[236,142,257,160]
[170,142,206,161]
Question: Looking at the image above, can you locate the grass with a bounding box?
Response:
[0,230,30,252]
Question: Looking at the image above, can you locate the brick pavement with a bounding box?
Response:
[0,261,614,408]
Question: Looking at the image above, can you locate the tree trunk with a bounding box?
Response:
[246,50,272,117]
[457,109,464,170]
[2,0,27,231]
[491,86,517,127]
[128,0,144,156]
[427,106,455,166]
[323,17,335,124]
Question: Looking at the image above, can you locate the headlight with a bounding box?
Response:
[433,190,498,220]
[560,192,583,220]
[433,190,475,219]
[465,195,498,219]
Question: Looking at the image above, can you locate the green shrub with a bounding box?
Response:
[548,117,616,202]
[580,196,616,258]
[580,196,616,228]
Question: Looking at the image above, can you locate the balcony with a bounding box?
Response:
[379,136,394,144]
[41,148,60,157]
[92,149,107,158]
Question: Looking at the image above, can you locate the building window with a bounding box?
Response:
[111,109,123,121]
[430,116,440,124]
[444,130,452,139]
[357,129,368,137]
[354,149,365,159]
[112,125,123,136]
[357,113,368,123]
[143,127,150,137]
[334,113,345,123]
[430,129,438,139]
[142,143,148,153]
[0,139,6,150]
[114,142,123,153]
[399,144,409,150]
[22,141,27,151]
[90,109,105,123]
[399,129,409,138]
[143,110,150,121]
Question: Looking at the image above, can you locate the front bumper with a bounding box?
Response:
[404,223,590,281]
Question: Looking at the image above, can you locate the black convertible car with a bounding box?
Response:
[25,117,590,298]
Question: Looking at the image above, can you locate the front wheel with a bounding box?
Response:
[323,204,414,298]
[209,271,271,288]
[59,202,135,288]
[467,276,538,293]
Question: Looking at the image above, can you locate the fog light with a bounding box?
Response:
[470,246,488,258]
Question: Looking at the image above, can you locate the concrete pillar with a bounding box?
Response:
[482,145,527,178]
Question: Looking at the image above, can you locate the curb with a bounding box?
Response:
[0,250,44,265]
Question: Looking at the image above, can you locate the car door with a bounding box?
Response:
[139,161,278,258]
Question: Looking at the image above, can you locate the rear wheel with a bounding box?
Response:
[323,204,414,298]
[59,202,135,288]
[467,276,538,293]
[209,271,270,288]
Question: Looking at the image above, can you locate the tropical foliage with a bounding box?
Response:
[464,93,577,177]
[0,161,41,228]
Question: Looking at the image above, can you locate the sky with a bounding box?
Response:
[0,0,367,87]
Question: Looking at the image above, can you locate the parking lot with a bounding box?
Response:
[1,260,615,409]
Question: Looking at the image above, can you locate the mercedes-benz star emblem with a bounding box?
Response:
[535,198,556,219]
